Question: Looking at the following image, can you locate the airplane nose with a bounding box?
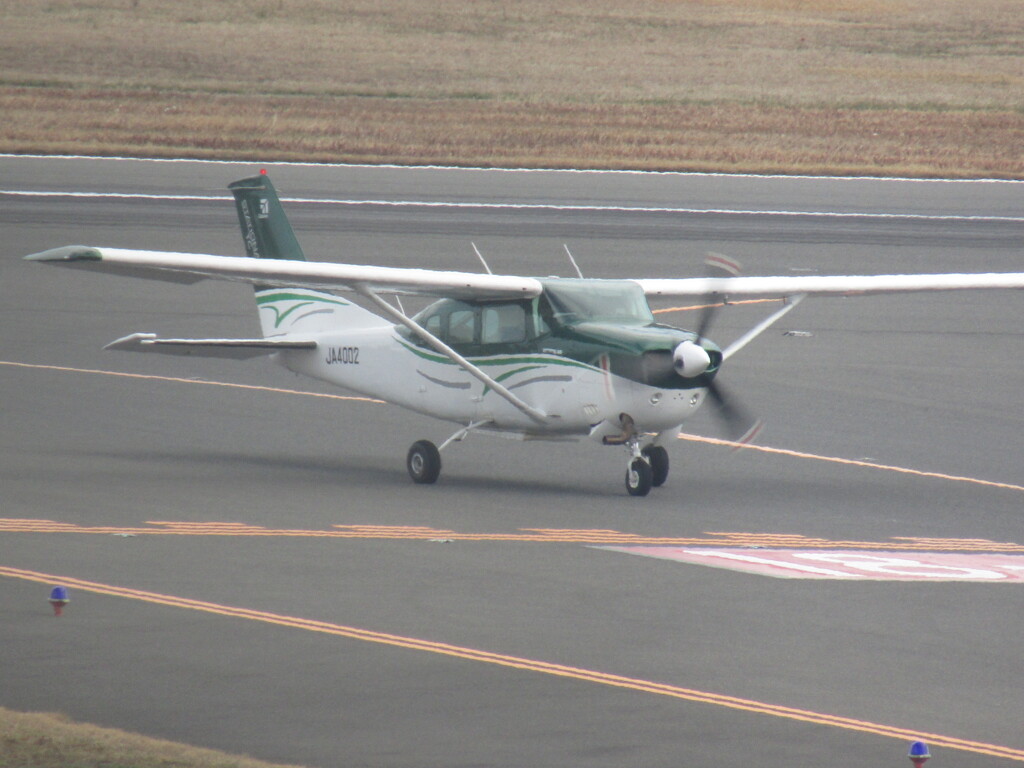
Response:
[673,340,711,378]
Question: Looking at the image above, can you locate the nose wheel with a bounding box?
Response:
[625,457,653,496]
[605,413,671,497]
[625,436,675,496]
[641,445,669,487]
[625,446,669,497]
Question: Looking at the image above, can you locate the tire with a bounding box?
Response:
[642,445,669,487]
[407,440,441,484]
[625,457,653,497]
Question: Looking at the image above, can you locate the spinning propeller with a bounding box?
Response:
[684,253,764,446]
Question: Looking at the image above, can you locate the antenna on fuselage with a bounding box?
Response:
[563,244,584,278]
[471,242,493,275]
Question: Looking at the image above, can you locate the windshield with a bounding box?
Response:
[541,280,654,326]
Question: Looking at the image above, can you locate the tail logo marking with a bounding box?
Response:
[239,199,260,257]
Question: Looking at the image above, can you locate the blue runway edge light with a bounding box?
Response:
[909,740,931,766]
[49,585,70,616]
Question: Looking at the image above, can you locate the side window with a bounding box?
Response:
[424,312,441,338]
[481,304,526,344]
[448,308,476,344]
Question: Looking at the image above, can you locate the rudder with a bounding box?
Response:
[229,172,306,261]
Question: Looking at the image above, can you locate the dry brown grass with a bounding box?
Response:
[3,86,1020,176]
[0,707,307,768]
[1,0,1022,175]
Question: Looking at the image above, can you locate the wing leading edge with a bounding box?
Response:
[24,246,543,300]
[24,245,1024,300]
[635,273,1024,299]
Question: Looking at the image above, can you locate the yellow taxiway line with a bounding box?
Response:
[3,519,1024,552]
[2,565,1022,762]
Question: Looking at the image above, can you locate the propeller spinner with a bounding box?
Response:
[672,339,711,377]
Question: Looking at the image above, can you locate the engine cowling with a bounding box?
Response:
[672,340,711,378]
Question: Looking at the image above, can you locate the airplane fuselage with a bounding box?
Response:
[277,322,710,438]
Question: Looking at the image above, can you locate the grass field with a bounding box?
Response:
[0,707,306,768]
[1,0,1022,176]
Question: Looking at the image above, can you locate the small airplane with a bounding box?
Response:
[24,172,1024,496]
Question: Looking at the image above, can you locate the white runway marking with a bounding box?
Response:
[3,188,1022,223]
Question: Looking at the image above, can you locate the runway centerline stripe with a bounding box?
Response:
[678,433,1024,493]
[0,360,385,404]
[4,358,1019,493]
[2,566,1022,761]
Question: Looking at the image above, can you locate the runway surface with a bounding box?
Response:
[2,156,1023,767]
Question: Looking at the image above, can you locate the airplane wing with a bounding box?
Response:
[24,246,543,299]
[635,273,1024,298]
[104,333,318,359]
[25,246,1024,300]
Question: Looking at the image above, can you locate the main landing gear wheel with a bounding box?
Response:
[642,445,669,487]
[625,457,653,497]
[407,440,441,484]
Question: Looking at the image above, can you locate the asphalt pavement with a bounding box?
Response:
[2,156,1023,767]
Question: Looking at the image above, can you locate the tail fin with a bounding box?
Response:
[230,173,386,336]
[229,172,306,261]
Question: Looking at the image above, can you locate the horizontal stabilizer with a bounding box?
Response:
[104,333,318,359]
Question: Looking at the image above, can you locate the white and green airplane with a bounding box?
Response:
[25,173,1024,496]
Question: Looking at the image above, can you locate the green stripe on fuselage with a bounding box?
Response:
[256,292,350,307]
[395,337,599,373]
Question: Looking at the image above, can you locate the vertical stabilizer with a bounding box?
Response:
[228,173,306,261]
[228,173,386,336]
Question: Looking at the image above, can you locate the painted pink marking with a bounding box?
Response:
[600,547,1024,581]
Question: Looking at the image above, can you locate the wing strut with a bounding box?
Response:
[722,294,806,361]
[354,285,548,424]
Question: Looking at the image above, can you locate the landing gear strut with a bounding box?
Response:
[604,413,670,497]
[406,421,490,485]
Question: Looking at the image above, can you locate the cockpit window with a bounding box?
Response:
[447,307,476,344]
[541,279,654,326]
[482,303,527,344]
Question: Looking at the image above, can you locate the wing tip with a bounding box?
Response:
[103,332,157,351]
[24,245,103,263]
